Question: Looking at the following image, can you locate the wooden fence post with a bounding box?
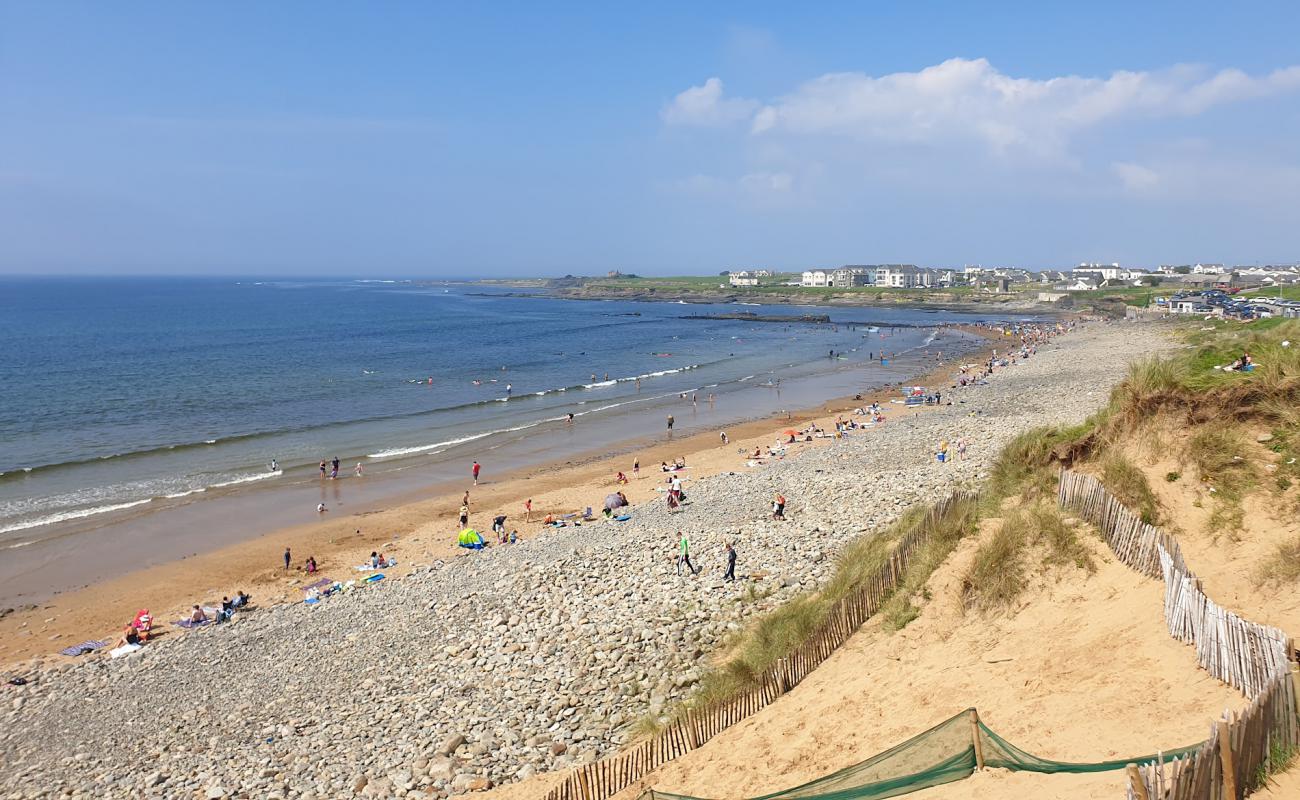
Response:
[968,709,985,771]
[1126,764,1150,800]
[1217,719,1237,800]
[1292,664,1300,723]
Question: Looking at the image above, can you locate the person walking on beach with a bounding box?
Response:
[319,460,327,479]
[772,492,786,521]
[462,490,470,508]
[458,504,469,528]
[633,458,640,478]
[724,542,737,582]
[677,532,697,576]
[354,461,364,477]
[283,547,291,571]
[331,456,340,479]
[667,414,674,433]
[524,498,532,522]
[472,461,481,486]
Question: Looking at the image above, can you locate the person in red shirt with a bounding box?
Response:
[472,461,481,485]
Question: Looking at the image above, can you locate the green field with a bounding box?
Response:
[1241,285,1300,301]
[578,274,988,299]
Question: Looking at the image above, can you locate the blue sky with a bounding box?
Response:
[2,2,1298,275]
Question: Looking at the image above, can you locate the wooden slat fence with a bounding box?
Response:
[539,491,978,800]
[1058,470,1298,800]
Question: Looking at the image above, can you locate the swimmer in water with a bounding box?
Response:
[354,462,364,477]
[567,412,574,423]
[269,459,278,472]
[505,383,512,396]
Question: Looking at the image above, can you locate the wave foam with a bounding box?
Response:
[0,498,154,535]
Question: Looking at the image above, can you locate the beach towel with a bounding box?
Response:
[302,577,333,592]
[614,514,632,522]
[109,643,142,659]
[362,573,385,584]
[59,640,107,657]
[304,596,321,605]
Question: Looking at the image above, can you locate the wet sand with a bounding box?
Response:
[0,334,1000,667]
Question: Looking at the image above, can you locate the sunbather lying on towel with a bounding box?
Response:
[115,625,141,649]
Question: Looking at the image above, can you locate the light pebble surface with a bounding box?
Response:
[0,321,1166,800]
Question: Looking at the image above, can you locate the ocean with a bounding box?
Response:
[0,277,1014,599]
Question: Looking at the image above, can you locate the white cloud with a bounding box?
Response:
[662,77,759,126]
[1112,162,1160,191]
[669,58,1300,156]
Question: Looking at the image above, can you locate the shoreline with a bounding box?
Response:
[1,318,1167,800]
[0,330,999,668]
[462,285,1049,312]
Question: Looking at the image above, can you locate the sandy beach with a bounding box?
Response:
[0,319,1196,800]
[0,328,995,667]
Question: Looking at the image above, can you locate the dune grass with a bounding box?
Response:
[986,421,1102,503]
[1185,426,1256,537]
[1101,453,1161,524]
[962,504,1094,612]
[1254,536,1300,586]
[962,520,1026,612]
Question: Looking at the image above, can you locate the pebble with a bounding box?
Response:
[0,323,1159,798]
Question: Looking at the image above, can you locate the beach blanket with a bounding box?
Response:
[302,577,333,592]
[614,514,632,522]
[353,561,395,571]
[173,607,220,628]
[362,573,385,584]
[59,640,107,657]
[109,643,142,659]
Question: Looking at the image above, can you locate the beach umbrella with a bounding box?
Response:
[784,429,798,437]
[603,493,627,510]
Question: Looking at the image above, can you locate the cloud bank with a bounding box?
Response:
[665,58,1300,156]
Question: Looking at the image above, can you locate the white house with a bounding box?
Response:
[875,265,925,288]
[728,271,760,287]
[801,270,829,287]
[1075,263,1123,282]
[1193,263,1224,274]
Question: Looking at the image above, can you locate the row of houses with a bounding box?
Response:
[799,265,984,289]
[725,262,1300,291]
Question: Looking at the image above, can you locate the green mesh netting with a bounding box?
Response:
[643,709,1203,800]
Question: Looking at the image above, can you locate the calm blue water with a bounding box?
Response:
[0,277,1002,546]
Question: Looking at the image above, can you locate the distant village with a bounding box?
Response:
[720,262,1300,319]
